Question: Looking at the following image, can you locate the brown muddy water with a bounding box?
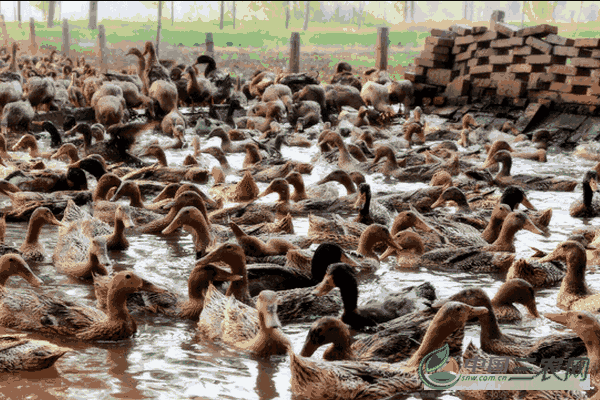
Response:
[0,110,597,400]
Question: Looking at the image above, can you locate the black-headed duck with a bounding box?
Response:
[480,150,577,192]
[570,170,600,218]
[537,241,600,312]
[289,302,487,400]
[18,207,64,262]
[0,334,70,372]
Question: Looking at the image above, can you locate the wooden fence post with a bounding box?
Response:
[285,1,290,29]
[303,1,309,31]
[376,27,389,71]
[157,0,162,59]
[0,15,7,46]
[205,32,214,55]
[30,18,37,54]
[290,32,300,73]
[219,1,224,30]
[62,19,69,57]
[18,2,21,29]
[233,1,236,29]
[98,24,107,73]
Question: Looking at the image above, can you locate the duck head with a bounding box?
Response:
[499,186,537,211]
[0,253,44,287]
[311,243,358,283]
[492,278,540,318]
[391,211,435,235]
[256,290,282,330]
[51,143,79,162]
[258,178,290,202]
[299,316,351,358]
[430,186,470,211]
[537,240,588,265]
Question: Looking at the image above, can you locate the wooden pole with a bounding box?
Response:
[48,1,56,27]
[0,15,7,46]
[30,17,37,54]
[157,0,162,59]
[233,1,236,29]
[285,1,290,29]
[171,0,174,26]
[219,0,224,30]
[98,24,106,73]
[18,1,21,28]
[89,1,98,30]
[376,26,388,71]
[290,32,300,72]
[358,1,363,29]
[205,32,214,54]
[303,1,309,31]
[62,18,69,57]
[521,1,524,28]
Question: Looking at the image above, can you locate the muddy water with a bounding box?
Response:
[0,114,598,400]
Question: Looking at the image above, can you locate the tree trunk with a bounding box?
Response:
[17,1,21,28]
[358,2,363,29]
[303,0,309,31]
[157,0,162,59]
[48,1,56,27]
[171,0,174,26]
[219,1,224,30]
[233,1,236,29]
[89,1,98,30]
[285,1,290,29]
[410,0,415,22]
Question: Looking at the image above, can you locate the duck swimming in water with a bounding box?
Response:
[570,170,600,218]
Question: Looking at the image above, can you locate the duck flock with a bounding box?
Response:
[0,39,600,399]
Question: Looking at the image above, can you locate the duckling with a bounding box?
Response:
[1,270,165,340]
[18,207,64,261]
[536,241,600,312]
[289,302,487,400]
[480,150,577,192]
[570,170,600,218]
[0,334,70,372]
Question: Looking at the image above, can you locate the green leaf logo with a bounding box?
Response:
[418,344,461,390]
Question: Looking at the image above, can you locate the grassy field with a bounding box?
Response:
[6,17,600,82]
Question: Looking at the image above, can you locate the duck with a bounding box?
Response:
[352,183,391,226]
[435,287,585,364]
[5,166,89,193]
[17,207,65,262]
[195,242,346,322]
[392,153,460,183]
[0,334,71,372]
[284,171,338,203]
[51,143,80,163]
[199,289,290,358]
[545,311,600,391]
[288,302,487,400]
[104,204,134,251]
[161,206,212,258]
[491,278,540,324]
[570,170,600,218]
[11,134,55,159]
[536,240,600,312]
[0,269,166,340]
[480,150,577,192]
[209,170,260,204]
[195,54,232,105]
[313,262,434,331]
[317,131,364,171]
[229,221,298,258]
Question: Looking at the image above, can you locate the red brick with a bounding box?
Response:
[565,76,595,86]
[511,46,534,56]
[548,65,582,76]
[470,65,494,75]
[433,96,446,106]
[425,36,454,47]
[525,36,553,54]
[526,54,563,64]
[516,24,558,37]
[528,73,548,89]
[430,29,457,39]
[592,70,600,80]
[491,37,524,48]
[491,72,516,82]
[545,34,575,46]
[561,93,600,105]
[454,51,473,62]
[571,58,600,69]
[475,31,499,42]
[490,55,515,65]
[455,35,475,46]
[553,46,584,57]
[450,24,473,36]
[415,66,428,75]
[538,73,556,82]
[467,42,478,52]
[575,38,600,48]
[497,80,526,97]
[467,58,480,69]
[444,78,471,98]
[474,48,495,58]
[404,72,426,83]
[592,50,600,59]
[495,22,519,38]
[415,58,447,68]
[420,51,450,62]
[426,68,453,86]
[549,82,576,93]
[452,45,466,54]
[424,44,452,55]
[472,26,488,34]
[472,78,496,88]
[508,64,545,73]
[528,91,560,102]
[587,85,600,96]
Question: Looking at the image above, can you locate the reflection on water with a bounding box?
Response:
[1,116,599,399]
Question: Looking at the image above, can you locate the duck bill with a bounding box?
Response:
[313,274,336,297]
[258,185,275,199]
[340,253,359,268]
[590,177,599,192]
[379,245,398,262]
[229,222,246,238]
[525,300,540,319]
[299,339,319,358]
[467,305,489,319]
[479,158,496,170]
[536,248,560,264]
[262,304,282,329]
[23,271,44,287]
[49,215,65,227]
[429,196,445,209]
[353,191,366,210]
[50,151,63,160]
[523,217,544,236]
[140,279,167,294]
[386,234,404,253]
[162,217,183,235]
[545,312,568,326]
[413,216,435,233]
[197,246,228,266]
[122,215,134,228]
[520,196,537,211]
[98,252,111,266]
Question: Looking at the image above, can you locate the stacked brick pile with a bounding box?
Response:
[406,20,600,109]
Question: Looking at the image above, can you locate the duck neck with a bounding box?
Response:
[127,187,144,208]
[290,179,307,201]
[225,256,250,303]
[338,279,359,315]
[339,176,356,195]
[202,59,216,78]
[489,219,518,252]
[108,218,128,248]
[479,308,503,343]
[23,215,46,246]
[154,151,168,167]
[324,331,355,361]
[482,214,504,244]
[496,157,512,178]
[563,255,589,295]
[67,148,80,163]
[26,140,40,158]
[106,288,133,322]
[189,221,211,254]
[359,192,371,218]
[583,181,594,207]
[357,231,380,260]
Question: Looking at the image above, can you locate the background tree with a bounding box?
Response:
[89,1,97,29]
[47,1,55,27]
